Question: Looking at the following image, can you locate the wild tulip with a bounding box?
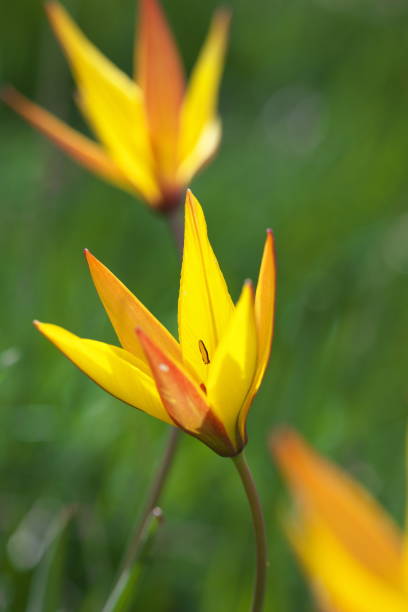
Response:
[35,191,275,456]
[272,428,408,612]
[3,0,230,211]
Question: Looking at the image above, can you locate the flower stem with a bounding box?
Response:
[233,452,268,612]
[120,427,180,570]
[166,204,184,254]
[120,203,185,571]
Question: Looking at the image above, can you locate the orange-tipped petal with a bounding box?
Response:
[178,9,230,178]
[137,328,236,456]
[2,87,128,188]
[237,230,276,441]
[254,229,276,389]
[287,513,408,612]
[272,429,403,585]
[46,2,159,204]
[136,0,185,182]
[178,190,234,384]
[85,250,181,369]
[34,321,171,423]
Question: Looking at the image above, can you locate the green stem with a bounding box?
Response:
[166,204,184,254]
[120,204,185,571]
[121,425,180,571]
[233,452,268,612]
[103,507,163,612]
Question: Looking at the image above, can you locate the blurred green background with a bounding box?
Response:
[2,0,408,609]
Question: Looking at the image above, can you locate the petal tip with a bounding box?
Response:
[0,84,17,105]
[83,248,96,264]
[265,228,275,247]
[45,1,60,17]
[269,427,303,462]
[214,6,233,27]
[243,278,254,297]
[185,188,195,207]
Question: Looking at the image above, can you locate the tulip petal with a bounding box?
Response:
[136,0,185,182]
[137,328,235,456]
[288,517,408,612]
[177,118,221,185]
[272,429,403,585]
[254,229,276,389]
[178,191,234,384]
[237,230,276,441]
[85,250,181,370]
[35,322,171,423]
[178,9,230,172]
[46,2,159,204]
[206,281,257,448]
[2,87,129,189]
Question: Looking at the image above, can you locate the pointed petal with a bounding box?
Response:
[136,0,185,182]
[1,87,129,189]
[178,9,230,169]
[272,429,403,585]
[237,230,276,441]
[46,2,160,204]
[176,118,221,185]
[288,516,408,612]
[178,191,234,384]
[137,328,236,456]
[85,250,181,370]
[254,229,276,389]
[206,281,257,448]
[35,321,170,423]
[402,428,408,586]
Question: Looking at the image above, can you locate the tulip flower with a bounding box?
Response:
[271,429,408,612]
[3,1,230,210]
[34,192,275,456]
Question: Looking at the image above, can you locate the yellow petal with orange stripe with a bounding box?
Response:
[46,2,159,204]
[34,321,170,423]
[237,230,276,441]
[2,87,128,189]
[254,229,276,390]
[178,9,230,172]
[272,429,403,585]
[85,250,181,369]
[136,0,185,181]
[136,328,235,455]
[287,516,407,612]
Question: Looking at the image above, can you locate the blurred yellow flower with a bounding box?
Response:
[35,191,275,456]
[271,429,408,612]
[3,0,230,210]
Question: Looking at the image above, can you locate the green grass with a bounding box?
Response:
[2,0,408,609]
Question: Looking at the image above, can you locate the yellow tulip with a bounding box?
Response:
[271,429,408,612]
[35,192,275,456]
[3,1,230,211]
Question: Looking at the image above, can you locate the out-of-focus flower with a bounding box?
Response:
[3,1,230,211]
[271,428,408,612]
[34,191,275,456]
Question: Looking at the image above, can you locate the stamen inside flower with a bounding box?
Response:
[198,339,210,364]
